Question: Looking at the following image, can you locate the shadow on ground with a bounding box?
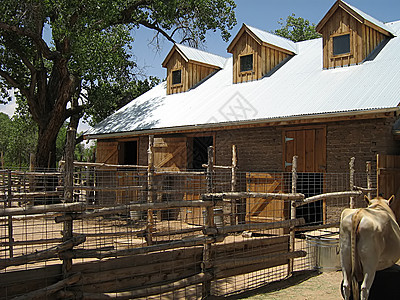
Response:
[210,270,320,299]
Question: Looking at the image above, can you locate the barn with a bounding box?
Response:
[85,0,400,224]
[3,1,400,299]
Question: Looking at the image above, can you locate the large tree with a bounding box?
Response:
[273,13,320,42]
[0,0,236,169]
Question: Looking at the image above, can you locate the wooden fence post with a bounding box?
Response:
[349,157,355,208]
[366,161,372,200]
[7,169,13,258]
[230,145,237,226]
[202,146,215,298]
[62,127,76,277]
[288,155,297,276]
[146,135,155,246]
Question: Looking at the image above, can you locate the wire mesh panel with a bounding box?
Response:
[0,163,377,299]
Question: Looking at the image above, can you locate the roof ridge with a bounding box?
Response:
[242,23,298,54]
[244,23,298,44]
[175,43,227,59]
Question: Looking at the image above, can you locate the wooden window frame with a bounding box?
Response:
[239,53,254,74]
[331,32,352,58]
[171,69,183,86]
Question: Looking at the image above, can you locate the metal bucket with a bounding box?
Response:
[202,208,224,227]
[305,230,341,272]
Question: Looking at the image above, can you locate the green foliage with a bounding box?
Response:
[273,13,321,42]
[0,0,237,168]
[85,76,161,126]
[0,113,37,168]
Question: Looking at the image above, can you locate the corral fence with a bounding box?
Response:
[0,144,378,299]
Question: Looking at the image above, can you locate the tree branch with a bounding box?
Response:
[0,22,59,60]
[65,105,85,119]
[138,20,176,44]
[0,69,29,99]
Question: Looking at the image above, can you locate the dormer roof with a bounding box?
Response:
[227,23,298,55]
[316,0,395,37]
[162,43,227,69]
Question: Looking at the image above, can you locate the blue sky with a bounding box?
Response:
[1,0,400,121]
[133,0,400,79]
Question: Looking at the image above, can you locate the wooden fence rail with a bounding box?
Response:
[0,153,374,299]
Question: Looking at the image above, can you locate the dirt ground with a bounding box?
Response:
[223,270,343,300]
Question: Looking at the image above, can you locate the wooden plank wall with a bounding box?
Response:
[187,62,217,90]
[232,31,290,84]
[261,46,290,77]
[377,154,400,224]
[320,7,386,69]
[232,32,260,83]
[377,154,400,199]
[165,51,218,95]
[166,51,188,95]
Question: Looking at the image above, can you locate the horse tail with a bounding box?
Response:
[351,209,363,300]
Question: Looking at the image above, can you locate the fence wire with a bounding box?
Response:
[0,166,376,299]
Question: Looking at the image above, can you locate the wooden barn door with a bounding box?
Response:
[283,126,327,225]
[153,137,187,171]
[246,173,287,228]
[96,141,119,206]
[377,154,400,223]
[153,137,187,221]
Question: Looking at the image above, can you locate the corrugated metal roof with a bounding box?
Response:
[244,24,298,54]
[87,21,400,138]
[175,43,227,68]
[342,1,396,36]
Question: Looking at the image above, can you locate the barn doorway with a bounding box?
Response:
[119,140,138,165]
[295,172,324,225]
[191,136,213,170]
[283,126,327,225]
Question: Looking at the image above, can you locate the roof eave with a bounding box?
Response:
[316,0,394,37]
[85,107,400,140]
[161,44,189,68]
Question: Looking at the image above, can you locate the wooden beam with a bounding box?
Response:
[294,191,362,208]
[12,272,81,300]
[55,200,216,222]
[0,202,85,217]
[0,235,85,270]
[203,192,304,201]
[203,218,305,235]
[62,235,224,260]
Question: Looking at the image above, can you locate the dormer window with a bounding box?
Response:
[227,24,297,84]
[316,0,394,69]
[333,33,350,56]
[240,54,253,72]
[162,44,226,95]
[172,69,182,85]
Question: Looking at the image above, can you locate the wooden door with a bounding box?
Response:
[283,126,326,173]
[95,141,119,206]
[246,173,287,224]
[377,154,400,224]
[153,137,187,171]
[283,126,326,225]
[96,141,119,164]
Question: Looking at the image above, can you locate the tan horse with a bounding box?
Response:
[340,196,400,300]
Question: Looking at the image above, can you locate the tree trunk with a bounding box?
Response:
[32,58,76,170]
[35,125,60,170]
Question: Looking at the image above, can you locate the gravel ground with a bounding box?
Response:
[224,270,343,300]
